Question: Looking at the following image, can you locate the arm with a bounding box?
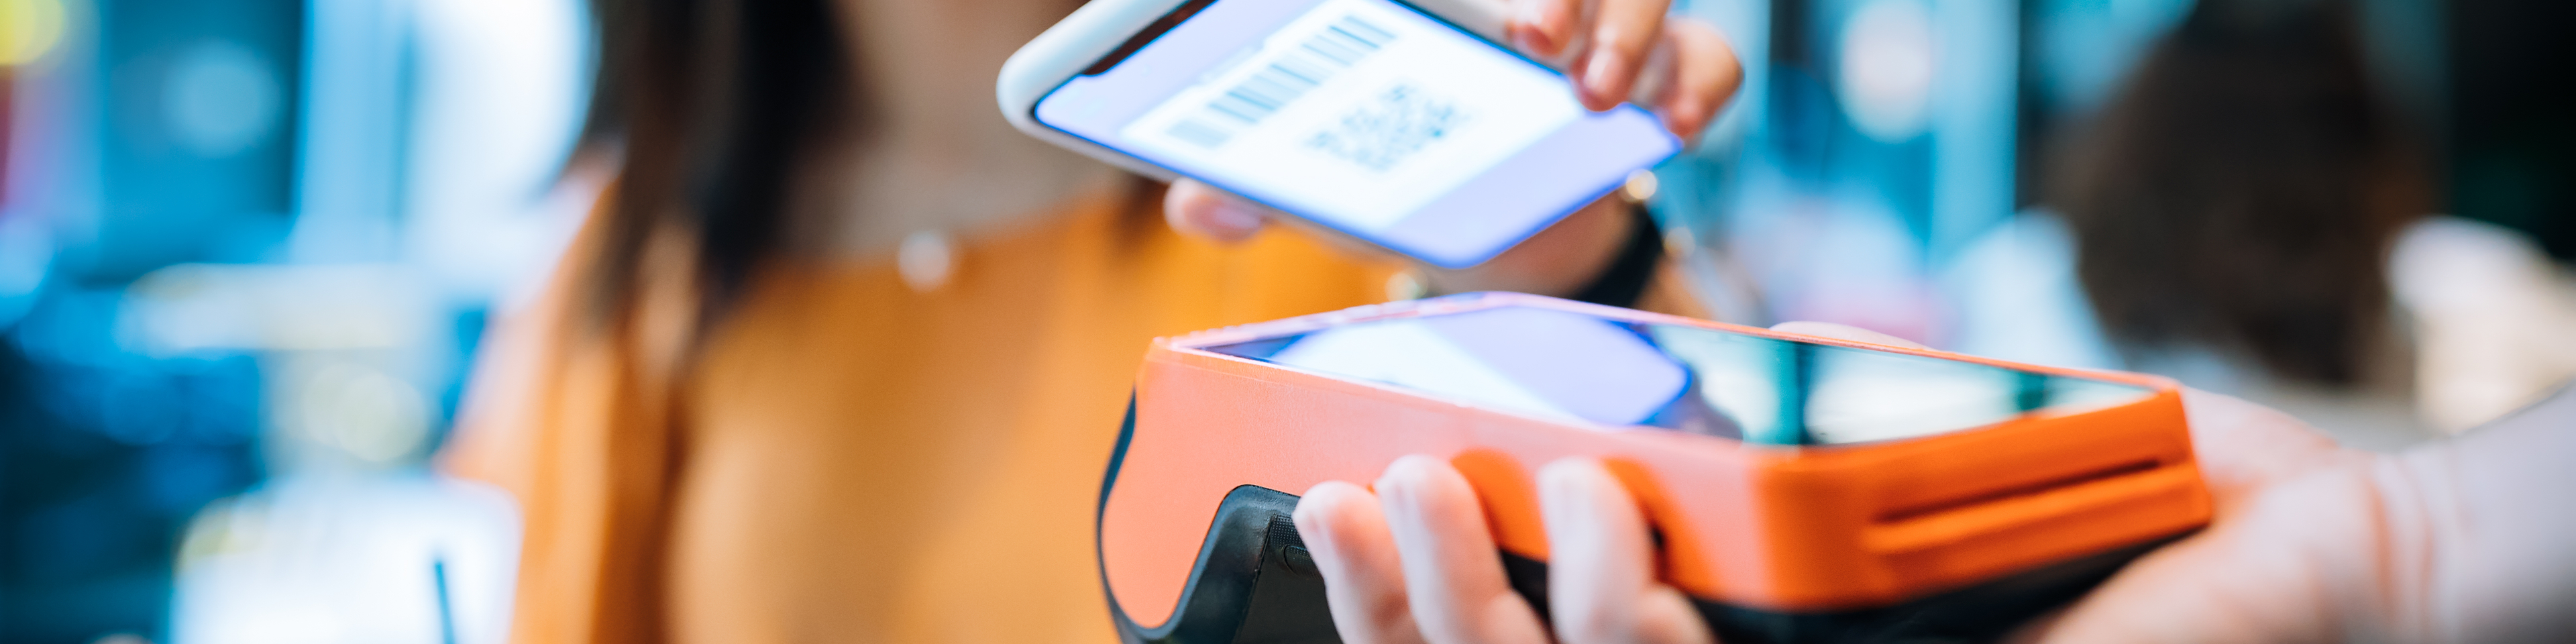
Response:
[2027,385,2576,644]
[2403,385,2576,642]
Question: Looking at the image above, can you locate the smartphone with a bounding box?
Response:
[998,0,1682,268]
[1102,292,2210,643]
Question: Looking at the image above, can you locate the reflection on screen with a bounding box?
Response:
[1034,0,1678,268]
[1206,306,2153,445]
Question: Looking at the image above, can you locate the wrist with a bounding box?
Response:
[2361,449,2456,643]
[2223,453,2414,644]
[2329,386,2576,644]
[2375,386,2576,643]
[1417,195,1640,299]
[1560,202,1665,307]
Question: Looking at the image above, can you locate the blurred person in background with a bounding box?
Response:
[437,0,1742,643]
[1947,0,2576,450]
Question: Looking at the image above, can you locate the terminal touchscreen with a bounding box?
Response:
[1202,303,2154,444]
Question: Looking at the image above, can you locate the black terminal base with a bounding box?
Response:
[1108,485,1340,644]
[1681,540,2167,644]
[1104,484,2175,644]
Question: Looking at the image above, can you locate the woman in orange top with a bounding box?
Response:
[439,0,1741,642]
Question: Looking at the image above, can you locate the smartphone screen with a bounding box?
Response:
[1033,0,1680,268]
[1204,305,2153,445]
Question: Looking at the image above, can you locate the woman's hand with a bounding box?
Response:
[1291,321,2439,644]
[1164,0,1741,299]
[1507,0,1743,138]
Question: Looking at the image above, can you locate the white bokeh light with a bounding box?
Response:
[1837,0,1938,142]
[164,41,282,158]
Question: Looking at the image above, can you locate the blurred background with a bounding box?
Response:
[2,0,585,641]
[0,0,2566,642]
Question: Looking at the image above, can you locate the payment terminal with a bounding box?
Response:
[1097,292,2210,643]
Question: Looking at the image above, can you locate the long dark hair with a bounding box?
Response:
[2053,0,2427,384]
[558,5,859,639]
[576,0,1150,340]
[578,0,855,334]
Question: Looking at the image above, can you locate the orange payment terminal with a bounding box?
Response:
[1097,292,2211,643]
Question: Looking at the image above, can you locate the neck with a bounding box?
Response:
[806,129,1120,258]
[800,0,1124,258]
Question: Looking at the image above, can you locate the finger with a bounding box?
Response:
[1540,458,1717,644]
[2176,389,2361,506]
[1768,321,1929,350]
[1648,18,1741,146]
[1375,455,1553,644]
[1575,0,1670,111]
[1295,480,1430,644]
[1164,178,1269,244]
[1507,0,1585,58]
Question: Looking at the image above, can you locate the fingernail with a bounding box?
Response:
[1373,472,1407,505]
[1514,2,1556,54]
[1516,23,1554,55]
[1513,3,1544,36]
[1373,456,1432,508]
[1536,462,1578,520]
[1585,50,1624,107]
[1510,25,1542,54]
[1291,506,1332,551]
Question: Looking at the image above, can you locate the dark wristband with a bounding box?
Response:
[1565,202,1665,309]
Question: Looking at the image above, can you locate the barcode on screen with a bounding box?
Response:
[1167,14,1397,148]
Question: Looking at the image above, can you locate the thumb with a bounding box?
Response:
[1769,321,1929,350]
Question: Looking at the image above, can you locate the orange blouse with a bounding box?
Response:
[443,192,1705,643]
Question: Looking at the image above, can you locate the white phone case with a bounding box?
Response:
[994,0,1513,181]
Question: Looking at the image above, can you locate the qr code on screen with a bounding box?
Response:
[1303,83,1470,172]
